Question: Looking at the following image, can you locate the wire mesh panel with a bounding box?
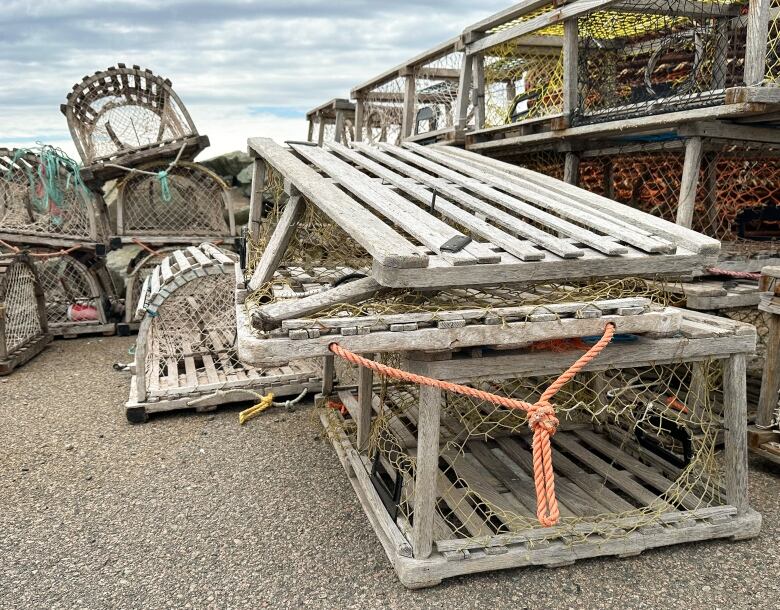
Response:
[361,78,405,145]
[117,161,232,239]
[0,253,50,374]
[575,1,747,125]
[62,64,198,166]
[0,147,108,246]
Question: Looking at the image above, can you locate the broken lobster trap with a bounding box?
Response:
[0,252,51,375]
[61,64,209,183]
[115,161,236,245]
[26,248,118,338]
[126,243,319,423]
[0,147,111,249]
[235,137,761,585]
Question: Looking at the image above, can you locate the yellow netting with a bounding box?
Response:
[765,0,780,85]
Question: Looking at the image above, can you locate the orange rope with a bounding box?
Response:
[328,322,616,528]
[0,239,80,258]
[706,267,761,281]
[131,238,160,256]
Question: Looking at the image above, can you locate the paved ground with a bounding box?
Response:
[2,336,780,609]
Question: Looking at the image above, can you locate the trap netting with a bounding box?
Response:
[117,161,231,238]
[483,40,564,128]
[324,349,728,544]
[575,1,747,125]
[1,255,44,355]
[577,138,780,259]
[32,252,108,331]
[63,64,197,165]
[719,306,770,373]
[411,52,464,136]
[360,78,405,145]
[0,147,107,243]
[486,149,567,181]
[138,248,242,398]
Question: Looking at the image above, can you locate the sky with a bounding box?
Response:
[0,0,508,162]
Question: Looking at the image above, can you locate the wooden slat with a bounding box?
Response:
[248,194,305,291]
[247,138,427,270]
[290,143,487,265]
[380,143,628,256]
[329,142,544,261]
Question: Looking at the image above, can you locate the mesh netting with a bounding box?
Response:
[118,161,230,237]
[411,52,464,135]
[575,2,747,125]
[144,272,242,392]
[719,306,770,373]
[483,42,564,127]
[3,259,43,354]
[312,118,355,145]
[64,66,195,164]
[0,148,102,242]
[32,253,103,329]
[488,149,567,180]
[577,138,780,259]
[766,0,780,84]
[325,350,728,545]
[360,78,405,145]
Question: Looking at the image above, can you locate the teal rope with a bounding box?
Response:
[156,170,172,203]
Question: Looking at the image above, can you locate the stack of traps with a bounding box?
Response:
[237,138,760,587]
[125,243,319,423]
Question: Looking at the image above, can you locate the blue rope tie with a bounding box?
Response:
[156,170,172,203]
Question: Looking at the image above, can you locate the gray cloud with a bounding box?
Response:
[0,0,507,155]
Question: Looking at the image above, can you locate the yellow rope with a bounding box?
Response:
[238,393,275,425]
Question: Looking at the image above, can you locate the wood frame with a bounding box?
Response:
[306,99,356,145]
[318,309,760,588]
[0,252,52,375]
[61,64,208,182]
[114,160,236,244]
[127,243,320,423]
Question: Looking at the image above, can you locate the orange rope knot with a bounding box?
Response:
[328,322,616,528]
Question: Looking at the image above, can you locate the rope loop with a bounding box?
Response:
[157,170,172,202]
[328,322,616,528]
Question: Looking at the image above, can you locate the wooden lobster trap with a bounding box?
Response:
[28,249,118,338]
[319,309,759,588]
[126,243,319,423]
[61,64,209,183]
[115,162,236,245]
[0,147,111,249]
[118,247,178,335]
[235,138,762,585]
[0,252,52,375]
[306,99,356,146]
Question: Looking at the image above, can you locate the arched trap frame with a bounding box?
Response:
[0,252,52,375]
[61,64,209,182]
[118,246,179,335]
[126,243,320,423]
[0,147,111,249]
[115,161,236,245]
[29,249,118,338]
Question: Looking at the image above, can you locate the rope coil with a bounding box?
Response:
[328,322,616,527]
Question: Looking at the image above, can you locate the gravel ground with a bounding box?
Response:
[2,336,780,609]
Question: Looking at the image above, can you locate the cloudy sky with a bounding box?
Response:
[1,1,507,162]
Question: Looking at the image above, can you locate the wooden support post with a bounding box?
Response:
[322,354,335,396]
[676,136,704,228]
[757,313,780,427]
[564,152,580,185]
[602,158,615,200]
[402,75,417,139]
[563,18,579,125]
[356,352,375,450]
[506,80,517,105]
[334,110,345,144]
[711,19,730,90]
[248,159,267,243]
[0,306,7,360]
[471,54,486,130]
[248,194,305,291]
[688,361,710,423]
[412,383,441,559]
[354,98,364,142]
[744,0,771,85]
[454,54,474,133]
[317,120,326,146]
[724,353,749,514]
[307,119,315,142]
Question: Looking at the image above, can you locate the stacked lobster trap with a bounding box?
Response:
[0,145,120,343]
[125,242,320,423]
[0,252,51,374]
[237,137,760,587]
